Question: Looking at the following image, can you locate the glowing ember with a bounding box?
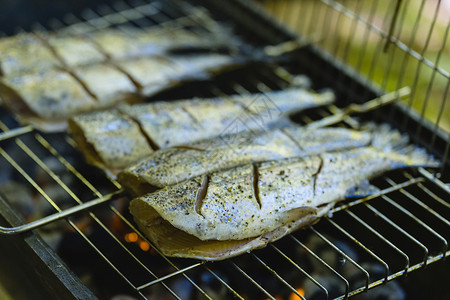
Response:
[139,241,150,251]
[125,232,138,243]
[288,287,305,300]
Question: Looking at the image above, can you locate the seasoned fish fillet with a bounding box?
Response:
[115,53,238,96]
[0,33,61,77]
[130,146,438,260]
[72,63,139,107]
[68,110,153,172]
[118,127,374,195]
[89,26,233,60]
[0,68,96,132]
[45,34,106,68]
[1,53,238,132]
[69,88,335,174]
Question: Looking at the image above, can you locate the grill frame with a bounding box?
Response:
[0,0,449,299]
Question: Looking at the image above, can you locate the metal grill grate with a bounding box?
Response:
[0,0,449,299]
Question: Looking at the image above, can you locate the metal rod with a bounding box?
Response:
[251,253,306,300]
[326,218,390,283]
[365,203,429,266]
[331,176,425,213]
[137,262,206,291]
[290,234,350,299]
[0,125,34,141]
[0,190,123,235]
[270,244,329,298]
[231,261,276,300]
[305,87,411,130]
[311,228,371,292]
[345,210,410,275]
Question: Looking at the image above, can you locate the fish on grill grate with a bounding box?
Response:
[68,88,335,173]
[129,131,439,260]
[118,126,387,196]
[0,25,236,78]
[0,22,246,131]
[0,53,239,132]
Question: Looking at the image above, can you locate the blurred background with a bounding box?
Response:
[259,0,449,133]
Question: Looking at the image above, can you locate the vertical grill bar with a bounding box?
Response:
[310,228,370,292]
[381,195,448,262]
[364,203,429,265]
[344,210,410,275]
[326,218,390,283]
[231,261,277,300]
[270,244,330,298]
[290,234,350,299]
[251,253,306,300]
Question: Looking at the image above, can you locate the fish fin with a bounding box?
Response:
[389,145,440,169]
[346,180,381,198]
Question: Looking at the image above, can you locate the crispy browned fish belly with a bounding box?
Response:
[69,88,335,174]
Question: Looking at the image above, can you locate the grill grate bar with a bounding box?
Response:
[364,202,429,266]
[269,243,330,298]
[318,0,450,80]
[136,262,206,291]
[340,250,450,300]
[381,194,448,263]
[0,125,34,142]
[203,266,245,300]
[290,234,350,299]
[311,227,370,292]
[395,174,450,227]
[64,218,150,300]
[344,209,410,275]
[326,218,390,283]
[250,253,306,300]
[231,261,276,300]
[331,176,424,214]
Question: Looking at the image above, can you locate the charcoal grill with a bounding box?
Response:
[0,0,449,299]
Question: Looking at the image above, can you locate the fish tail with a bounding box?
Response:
[364,122,440,168]
[394,145,440,168]
[364,123,409,151]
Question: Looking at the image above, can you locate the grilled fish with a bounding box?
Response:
[0,25,235,77]
[130,145,438,260]
[69,88,335,174]
[0,33,62,77]
[87,26,234,60]
[0,53,238,132]
[118,126,378,196]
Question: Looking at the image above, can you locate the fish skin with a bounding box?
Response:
[44,34,106,68]
[1,53,238,132]
[88,26,234,60]
[72,63,139,106]
[114,53,238,97]
[68,109,153,171]
[0,26,234,77]
[70,88,334,174]
[0,33,61,77]
[130,146,439,245]
[118,127,373,195]
[0,68,96,123]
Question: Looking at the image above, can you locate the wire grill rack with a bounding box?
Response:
[0,0,449,299]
